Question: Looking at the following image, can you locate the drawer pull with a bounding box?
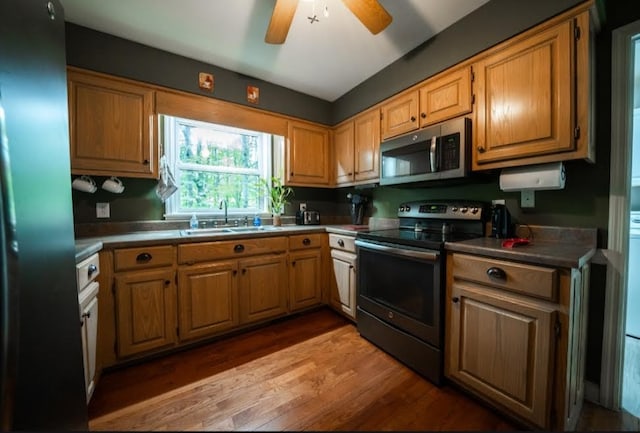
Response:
[136,252,152,263]
[234,244,245,253]
[487,267,506,280]
[452,296,459,303]
[164,280,171,286]
[87,264,98,278]
[338,239,345,247]
[81,311,91,319]
[302,238,311,246]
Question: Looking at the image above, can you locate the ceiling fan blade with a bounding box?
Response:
[265,0,299,44]
[342,0,392,35]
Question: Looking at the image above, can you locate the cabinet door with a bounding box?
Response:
[239,254,288,324]
[67,69,157,178]
[334,122,355,185]
[330,249,356,319]
[380,91,419,140]
[419,66,472,127]
[448,282,556,429]
[473,20,573,168]
[286,121,330,186]
[354,109,380,182]
[177,261,239,342]
[79,292,99,402]
[289,249,322,311]
[115,268,177,358]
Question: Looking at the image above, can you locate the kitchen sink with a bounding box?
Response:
[180,226,282,236]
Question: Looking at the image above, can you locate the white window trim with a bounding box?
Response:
[161,115,273,220]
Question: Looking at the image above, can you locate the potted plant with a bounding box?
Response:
[257,175,293,226]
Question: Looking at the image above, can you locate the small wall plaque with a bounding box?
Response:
[198,72,214,92]
[247,85,259,104]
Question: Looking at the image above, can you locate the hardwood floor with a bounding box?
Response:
[89,308,518,431]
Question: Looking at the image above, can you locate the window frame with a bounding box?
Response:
[162,114,273,219]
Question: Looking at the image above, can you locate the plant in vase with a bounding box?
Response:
[257,175,293,226]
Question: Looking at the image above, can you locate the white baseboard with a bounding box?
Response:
[585,380,600,404]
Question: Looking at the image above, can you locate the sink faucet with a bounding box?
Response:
[219,199,228,224]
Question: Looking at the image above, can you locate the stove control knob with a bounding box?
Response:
[399,205,405,212]
[460,207,468,213]
[451,207,458,212]
[405,205,411,212]
[471,207,479,214]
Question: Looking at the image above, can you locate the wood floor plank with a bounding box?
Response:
[89,308,520,431]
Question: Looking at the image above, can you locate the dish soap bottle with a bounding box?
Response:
[190,214,199,229]
[253,214,261,227]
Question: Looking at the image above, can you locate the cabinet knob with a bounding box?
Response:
[136,252,152,262]
[452,296,459,303]
[486,267,506,280]
[87,264,98,278]
[234,244,245,253]
[143,159,149,165]
[476,145,486,153]
[338,239,345,247]
[290,172,294,176]
[349,265,354,270]
[420,113,426,119]
[292,261,296,267]
[233,270,237,276]
[82,311,91,319]
[410,116,416,122]
[242,268,246,275]
[164,280,171,286]
[347,172,353,176]
[302,238,311,246]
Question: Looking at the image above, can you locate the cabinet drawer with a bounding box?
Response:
[328,233,356,253]
[178,236,287,264]
[76,253,100,290]
[288,233,324,250]
[114,245,175,271]
[451,253,558,301]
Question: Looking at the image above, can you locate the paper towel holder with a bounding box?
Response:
[499,162,566,207]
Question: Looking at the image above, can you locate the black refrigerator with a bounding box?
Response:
[0,0,89,430]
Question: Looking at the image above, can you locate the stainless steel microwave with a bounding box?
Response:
[380,117,471,186]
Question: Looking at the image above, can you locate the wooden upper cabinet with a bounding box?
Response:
[333,108,380,186]
[472,11,593,170]
[418,66,472,128]
[333,121,355,185]
[354,109,381,182]
[380,91,419,140]
[286,120,330,186]
[68,68,158,178]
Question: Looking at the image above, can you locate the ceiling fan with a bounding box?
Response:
[265,0,393,44]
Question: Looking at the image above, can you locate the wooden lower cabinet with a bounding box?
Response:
[239,254,288,324]
[177,261,239,342]
[448,282,555,428]
[289,249,322,311]
[328,233,357,320]
[446,252,590,431]
[115,267,177,358]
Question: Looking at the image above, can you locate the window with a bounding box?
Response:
[162,115,273,218]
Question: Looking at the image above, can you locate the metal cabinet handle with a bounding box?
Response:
[302,238,311,246]
[410,116,416,122]
[477,145,486,153]
[87,264,98,278]
[234,244,245,253]
[164,280,171,286]
[338,239,345,247]
[136,252,152,262]
[81,311,91,319]
[487,267,506,280]
[421,113,426,119]
[452,296,459,303]
[143,159,149,165]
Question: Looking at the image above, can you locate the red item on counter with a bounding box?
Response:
[501,238,531,248]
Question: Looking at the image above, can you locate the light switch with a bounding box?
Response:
[96,202,110,218]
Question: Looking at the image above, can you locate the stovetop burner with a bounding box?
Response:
[357,199,489,249]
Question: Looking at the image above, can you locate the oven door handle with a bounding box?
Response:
[355,240,440,262]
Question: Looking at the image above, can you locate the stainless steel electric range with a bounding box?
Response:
[354,200,489,385]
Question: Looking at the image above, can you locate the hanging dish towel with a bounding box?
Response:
[156,155,178,202]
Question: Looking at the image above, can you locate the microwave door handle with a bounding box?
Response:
[430,136,437,172]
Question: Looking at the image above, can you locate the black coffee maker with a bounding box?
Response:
[347,193,367,225]
[490,204,512,238]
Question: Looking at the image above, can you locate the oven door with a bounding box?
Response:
[355,239,443,348]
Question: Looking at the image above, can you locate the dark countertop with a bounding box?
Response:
[445,237,596,269]
[75,225,366,250]
[75,240,103,263]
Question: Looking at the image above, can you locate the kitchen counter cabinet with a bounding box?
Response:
[288,234,324,312]
[239,254,289,324]
[328,233,357,320]
[333,108,380,186]
[177,261,239,342]
[67,67,158,178]
[445,250,590,431]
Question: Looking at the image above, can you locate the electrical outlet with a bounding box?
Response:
[491,199,506,206]
[96,202,110,218]
[521,190,535,208]
[299,203,307,212]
